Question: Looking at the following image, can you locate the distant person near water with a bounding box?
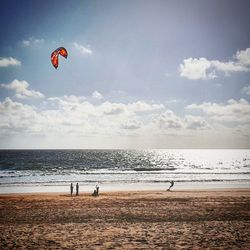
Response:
[76,183,79,196]
[167,181,174,191]
[96,184,99,195]
[70,183,74,196]
[92,184,99,197]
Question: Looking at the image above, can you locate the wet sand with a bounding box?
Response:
[0,189,250,249]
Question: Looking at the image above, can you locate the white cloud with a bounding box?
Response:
[184,115,208,130]
[20,37,44,47]
[211,60,247,73]
[128,101,164,113]
[154,110,209,131]
[0,80,44,99]
[179,48,250,80]
[0,57,21,67]
[179,57,215,80]
[186,98,250,124]
[99,101,164,116]
[242,85,250,95]
[235,48,250,66]
[157,110,184,129]
[73,42,93,55]
[92,91,104,100]
[121,119,142,130]
[0,97,39,135]
[101,102,125,115]
[48,95,86,104]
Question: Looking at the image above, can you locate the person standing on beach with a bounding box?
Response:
[92,184,99,196]
[96,184,99,195]
[76,183,79,196]
[70,183,74,196]
[167,180,174,191]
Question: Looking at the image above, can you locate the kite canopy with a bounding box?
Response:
[51,47,68,69]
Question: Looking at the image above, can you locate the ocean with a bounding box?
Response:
[0,149,249,193]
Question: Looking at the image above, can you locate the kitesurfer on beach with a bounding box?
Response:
[167,181,174,191]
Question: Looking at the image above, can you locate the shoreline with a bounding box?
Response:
[0,180,249,194]
[0,187,250,196]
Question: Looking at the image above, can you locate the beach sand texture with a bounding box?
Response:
[0,190,250,249]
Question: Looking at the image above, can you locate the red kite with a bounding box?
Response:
[51,47,68,69]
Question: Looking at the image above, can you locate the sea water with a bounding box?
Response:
[0,149,249,193]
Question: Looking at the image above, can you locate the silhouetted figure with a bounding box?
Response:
[70,183,74,196]
[167,181,174,191]
[92,184,99,197]
[96,185,99,196]
[76,183,79,196]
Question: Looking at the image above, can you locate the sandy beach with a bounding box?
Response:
[0,189,250,249]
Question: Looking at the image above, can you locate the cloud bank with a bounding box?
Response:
[0,95,249,139]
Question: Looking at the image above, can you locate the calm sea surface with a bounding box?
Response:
[0,149,249,193]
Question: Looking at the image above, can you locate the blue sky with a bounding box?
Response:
[0,0,250,148]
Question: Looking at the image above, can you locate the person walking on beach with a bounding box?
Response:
[70,183,74,196]
[76,183,79,196]
[167,180,174,191]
